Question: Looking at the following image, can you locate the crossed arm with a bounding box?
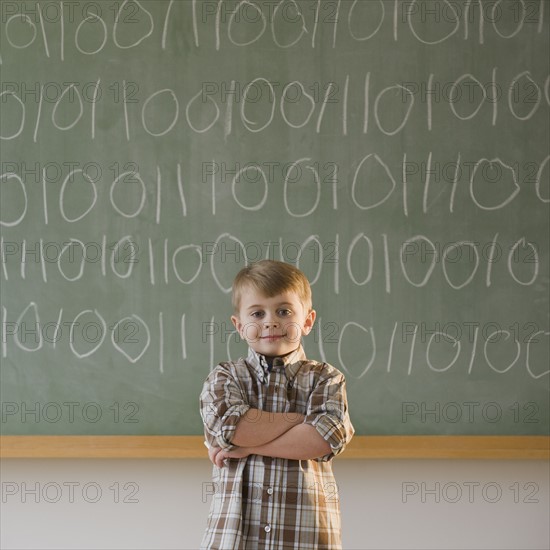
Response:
[208,408,332,468]
[201,365,353,468]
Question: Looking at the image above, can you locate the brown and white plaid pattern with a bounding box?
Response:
[199,345,355,549]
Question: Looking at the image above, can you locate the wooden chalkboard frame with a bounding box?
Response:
[1,436,548,459]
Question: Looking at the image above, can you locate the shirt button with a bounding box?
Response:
[267,487,273,495]
[264,524,271,533]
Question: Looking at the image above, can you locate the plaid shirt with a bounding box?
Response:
[199,344,355,550]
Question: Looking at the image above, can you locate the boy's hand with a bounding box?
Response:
[209,445,251,468]
[208,445,223,465]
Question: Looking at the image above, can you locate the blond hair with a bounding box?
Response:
[232,260,312,314]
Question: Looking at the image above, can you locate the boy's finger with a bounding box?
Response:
[215,453,225,468]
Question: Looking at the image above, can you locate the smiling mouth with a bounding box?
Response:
[261,335,285,340]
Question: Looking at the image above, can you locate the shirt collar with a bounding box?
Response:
[246,345,307,384]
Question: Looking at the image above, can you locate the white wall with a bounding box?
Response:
[1,458,548,550]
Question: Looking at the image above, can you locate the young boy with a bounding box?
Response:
[199,260,355,550]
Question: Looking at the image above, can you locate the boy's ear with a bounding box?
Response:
[231,315,242,335]
[302,309,316,335]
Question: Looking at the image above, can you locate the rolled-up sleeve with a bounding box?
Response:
[303,368,355,461]
[200,364,251,451]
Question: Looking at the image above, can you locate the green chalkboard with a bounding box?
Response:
[1,0,548,437]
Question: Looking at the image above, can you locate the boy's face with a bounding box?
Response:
[231,287,316,358]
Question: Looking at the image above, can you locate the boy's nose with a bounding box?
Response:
[263,320,280,329]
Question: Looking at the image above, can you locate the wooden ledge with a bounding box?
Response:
[1,435,548,459]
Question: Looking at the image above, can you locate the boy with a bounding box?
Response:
[199,260,355,550]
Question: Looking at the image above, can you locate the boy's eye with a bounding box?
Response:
[250,311,264,318]
[278,309,292,316]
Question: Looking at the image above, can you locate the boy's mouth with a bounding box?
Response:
[261,334,285,341]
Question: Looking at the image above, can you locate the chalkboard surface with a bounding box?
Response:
[1,0,548,437]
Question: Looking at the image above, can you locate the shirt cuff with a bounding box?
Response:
[216,402,251,450]
[303,413,346,461]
